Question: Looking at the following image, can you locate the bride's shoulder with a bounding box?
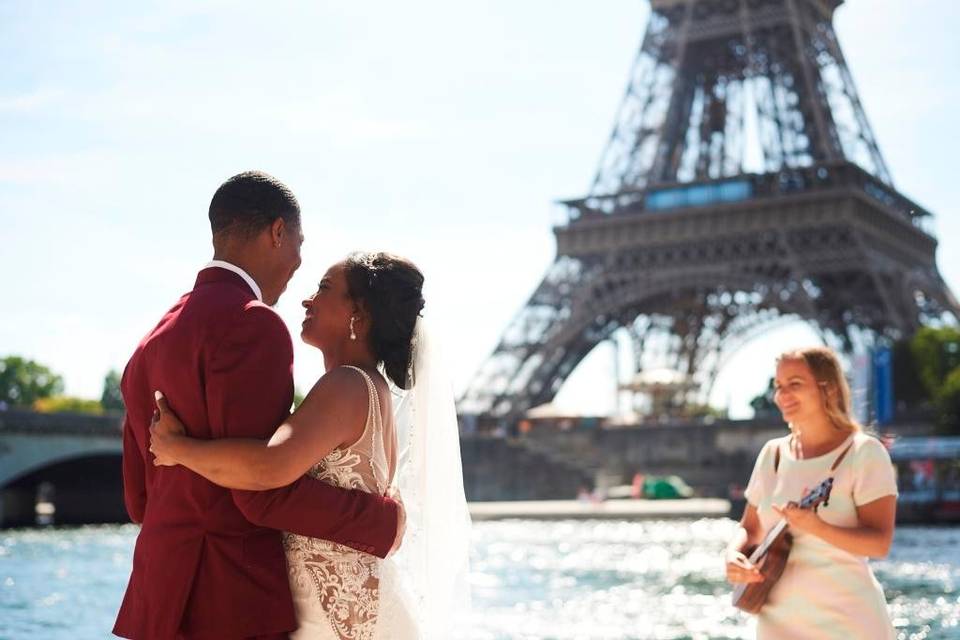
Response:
[316,366,369,393]
[300,367,370,412]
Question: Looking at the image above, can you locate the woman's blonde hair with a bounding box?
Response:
[777,346,862,433]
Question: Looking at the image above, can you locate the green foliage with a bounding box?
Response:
[0,356,65,407]
[101,369,125,411]
[682,403,726,419]
[34,395,104,415]
[293,387,305,410]
[935,368,960,435]
[910,326,960,399]
[903,326,960,432]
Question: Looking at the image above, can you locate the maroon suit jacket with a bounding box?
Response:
[113,267,399,640]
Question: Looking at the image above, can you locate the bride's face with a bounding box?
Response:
[300,261,355,350]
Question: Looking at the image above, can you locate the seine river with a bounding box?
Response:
[1,519,957,639]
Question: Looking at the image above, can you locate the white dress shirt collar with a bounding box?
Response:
[204,260,263,302]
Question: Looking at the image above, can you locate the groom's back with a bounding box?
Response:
[114,267,298,640]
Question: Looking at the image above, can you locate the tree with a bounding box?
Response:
[910,326,960,399]
[906,326,960,433]
[935,368,960,435]
[293,387,305,410]
[33,396,104,415]
[681,403,726,420]
[101,369,125,411]
[0,356,65,407]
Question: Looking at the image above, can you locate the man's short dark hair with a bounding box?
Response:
[209,171,301,239]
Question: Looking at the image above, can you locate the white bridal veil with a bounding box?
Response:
[391,318,472,638]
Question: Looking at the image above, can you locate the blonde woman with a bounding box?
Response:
[725,346,898,639]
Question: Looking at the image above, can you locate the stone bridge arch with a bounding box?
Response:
[0,411,124,526]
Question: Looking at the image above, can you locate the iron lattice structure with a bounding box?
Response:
[461,0,959,421]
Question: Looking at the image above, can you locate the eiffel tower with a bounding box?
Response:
[460,0,960,421]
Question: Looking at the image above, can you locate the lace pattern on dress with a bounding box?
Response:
[284,366,391,640]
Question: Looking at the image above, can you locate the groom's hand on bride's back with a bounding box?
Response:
[387,486,406,556]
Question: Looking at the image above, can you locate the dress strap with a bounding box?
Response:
[339,365,387,494]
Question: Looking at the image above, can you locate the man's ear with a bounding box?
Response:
[270,218,286,248]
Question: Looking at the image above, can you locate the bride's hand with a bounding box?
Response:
[149,390,187,467]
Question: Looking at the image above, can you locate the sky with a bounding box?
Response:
[1,1,958,418]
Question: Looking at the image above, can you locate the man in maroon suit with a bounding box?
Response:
[113,171,401,640]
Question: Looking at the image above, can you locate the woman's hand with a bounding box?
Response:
[725,549,764,584]
[149,390,187,467]
[773,501,824,535]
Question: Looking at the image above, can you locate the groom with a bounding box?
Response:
[113,171,402,640]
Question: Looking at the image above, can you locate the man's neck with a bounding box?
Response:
[211,250,268,302]
[212,251,252,273]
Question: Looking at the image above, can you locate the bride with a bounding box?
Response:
[148,251,471,639]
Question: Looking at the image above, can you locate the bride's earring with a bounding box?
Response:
[349,317,357,341]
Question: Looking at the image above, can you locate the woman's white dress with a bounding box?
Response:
[283,366,419,640]
[744,432,898,639]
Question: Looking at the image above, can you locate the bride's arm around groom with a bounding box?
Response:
[207,301,398,555]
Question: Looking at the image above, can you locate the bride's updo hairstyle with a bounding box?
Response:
[344,252,425,390]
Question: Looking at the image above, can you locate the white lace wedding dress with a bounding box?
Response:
[283,366,420,640]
